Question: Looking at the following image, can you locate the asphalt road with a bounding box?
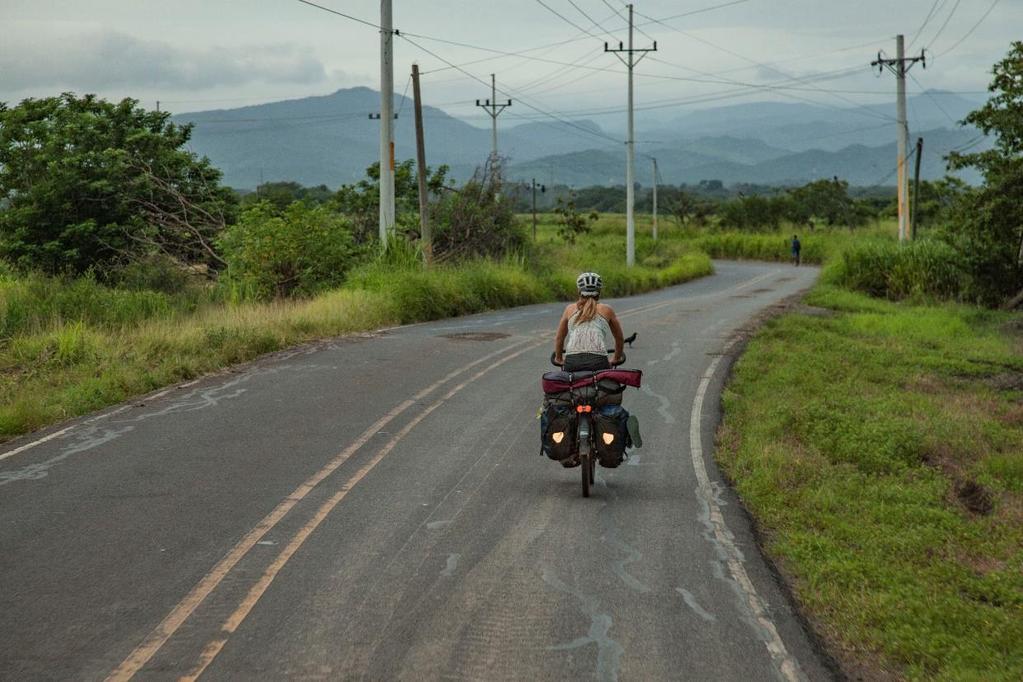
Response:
[0,261,830,681]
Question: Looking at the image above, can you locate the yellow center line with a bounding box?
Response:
[105,337,534,682]
[179,339,547,680]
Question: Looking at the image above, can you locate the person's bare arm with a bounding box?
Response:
[553,305,573,365]
[603,305,625,364]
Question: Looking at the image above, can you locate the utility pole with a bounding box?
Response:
[411,63,431,265]
[605,4,657,266]
[531,178,546,240]
[475,74,512,171]
[378,0,395,245]
[651,157,659,241]
[872,35,924,242]
[911,137,923,240]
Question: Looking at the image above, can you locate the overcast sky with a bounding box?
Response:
[2,0,1019,127]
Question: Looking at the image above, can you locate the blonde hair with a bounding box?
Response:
[575,296,599,323]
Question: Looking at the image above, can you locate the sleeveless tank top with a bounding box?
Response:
[565,310,612,356]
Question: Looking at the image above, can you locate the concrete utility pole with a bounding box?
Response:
[475,74,512,170]
[651,157,659,241]
[605,4,656,266]
[872,35,925,242]
[378,0,396,244]
[411,63,431,264]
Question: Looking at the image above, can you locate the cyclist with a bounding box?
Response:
[554,272,625,372]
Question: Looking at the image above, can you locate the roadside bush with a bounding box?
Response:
[430,165,524,260]
[826,239,964,301]
[218,202,364,300]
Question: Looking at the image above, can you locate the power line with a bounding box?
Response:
[534,0,605,40]
[653,0,750,22]
[908,72,957,126]
[396,73,412,119]
[397,33,623,147]
[643,57,896,122]
[599,0,655,42]
[293,0,381,29]
[568,0,621,42]
[923,0,962,49]
[908,0,944,48]
[632,8,895,118]
[935,0,1000,58]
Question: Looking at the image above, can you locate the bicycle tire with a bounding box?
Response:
[581,452,591,497]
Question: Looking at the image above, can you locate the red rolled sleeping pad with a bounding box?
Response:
[541,369,642,394]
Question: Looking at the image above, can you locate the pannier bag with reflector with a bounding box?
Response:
[541,404,577,460]
[593,405,630,467]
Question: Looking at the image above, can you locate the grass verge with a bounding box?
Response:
[0,225,711,441]
[719,284,1023,680]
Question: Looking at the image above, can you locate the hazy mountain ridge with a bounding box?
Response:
[172,87,987,189]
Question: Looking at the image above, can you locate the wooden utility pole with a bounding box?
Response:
[531,178,545,240]
[911,137,923,240]
[651,157,659,241]
[872,35,925,242]
[411,64,431,264]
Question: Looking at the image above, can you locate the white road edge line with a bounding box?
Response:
[689,337,803,682]
[0,379,203,464]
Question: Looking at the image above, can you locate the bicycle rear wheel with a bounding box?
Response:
[581,452,591,497]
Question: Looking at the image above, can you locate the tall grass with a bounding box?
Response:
[0,219,713,441]
[825,238,965,301]
[0,270,203,340]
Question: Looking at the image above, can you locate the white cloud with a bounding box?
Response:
[0,26,327,92]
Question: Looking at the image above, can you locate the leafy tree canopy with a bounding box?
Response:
[946,42,1023,304]
[0,93,235,275]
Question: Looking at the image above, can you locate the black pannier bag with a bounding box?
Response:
[541,404,577,460]
[593,405,630,467]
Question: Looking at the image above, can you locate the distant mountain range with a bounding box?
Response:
[171,87,987,189]
[506,128,983,187]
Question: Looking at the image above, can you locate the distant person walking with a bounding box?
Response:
[791,235,801,266]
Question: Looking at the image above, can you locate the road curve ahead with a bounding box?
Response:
[0,261,830,681]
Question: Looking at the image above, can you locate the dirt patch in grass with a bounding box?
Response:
[985,371,1023,391]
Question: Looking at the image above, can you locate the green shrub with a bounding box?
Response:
[218,202,364,300]
[429,166,524,260]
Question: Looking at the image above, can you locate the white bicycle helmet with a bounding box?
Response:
[576,271,603,297]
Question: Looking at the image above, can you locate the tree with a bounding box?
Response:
[552,192,598,244]
[785,178,868,228]
[0,93,235,275]
[947,42,1023,305]
[719,195,784,231]
[243,181,333,212]
[333,159,448,244]
[664,188,714,229]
